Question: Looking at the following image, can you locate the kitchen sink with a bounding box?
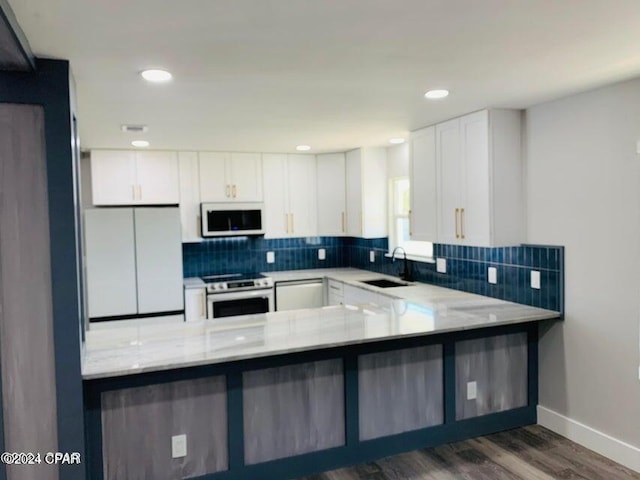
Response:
[360,278,411,288]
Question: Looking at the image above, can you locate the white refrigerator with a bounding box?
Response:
[84,207,184,319]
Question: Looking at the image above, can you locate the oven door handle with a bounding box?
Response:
[207,288,274,302]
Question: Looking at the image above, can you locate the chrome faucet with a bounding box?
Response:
[391,246,413,281]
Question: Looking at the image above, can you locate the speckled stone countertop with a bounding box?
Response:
[83,269,559,379]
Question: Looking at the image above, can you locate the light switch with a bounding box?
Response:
[436,258,447,273]
[488,267,497,284]
[369,250,375,263]
[318,248,326,260]
[531,270,541,289]
[266,251,275,264]
[171,434,187,458]
[467,381,477,400]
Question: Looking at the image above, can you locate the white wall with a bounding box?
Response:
[387,143,409,177]
[526,77,640,462]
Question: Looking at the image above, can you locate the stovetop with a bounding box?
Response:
[201,273,267,283]
[201,272,273,293]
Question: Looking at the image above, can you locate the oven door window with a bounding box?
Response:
[212,296,269,318]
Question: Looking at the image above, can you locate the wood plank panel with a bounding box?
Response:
[243,359,345,465]
[101,376,228,479]
[0,103,58,480]
[358,344,443,440]
[455,332,528,420]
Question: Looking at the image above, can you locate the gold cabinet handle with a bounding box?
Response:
[455,208,460,239]
[131,184,136,201]
[291,213,294,234]
[225,185,230,198]
[232,184,237,198]
[341,212,345,233]
[409,209,413,237]
[460,208,465,239]
[285,213,289,234]
[138,185,142,200]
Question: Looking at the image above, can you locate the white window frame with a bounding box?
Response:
[387,176,435,263]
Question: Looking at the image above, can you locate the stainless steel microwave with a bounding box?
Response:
[201,202,265,237]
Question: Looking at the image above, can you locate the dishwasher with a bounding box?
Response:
[275,279,324,311]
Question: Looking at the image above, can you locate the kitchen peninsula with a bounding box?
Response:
[83,269,560,480]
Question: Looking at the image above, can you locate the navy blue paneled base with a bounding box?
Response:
[84,321,539,480]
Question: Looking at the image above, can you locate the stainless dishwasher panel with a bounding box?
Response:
[275,279,325,311]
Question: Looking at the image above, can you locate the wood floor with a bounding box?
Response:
[299,425,640,480]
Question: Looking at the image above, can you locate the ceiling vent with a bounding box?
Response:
[121,124,148,133]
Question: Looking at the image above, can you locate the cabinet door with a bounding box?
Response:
[135,151,179,204]
[410,127,437,242]
[84,208,137,317]
[184,288,207,321]
[229,152,263,201]
[360,147,387,238]
[262,154,289,238]
[287,154,317,237]
[460,111,491,246]
[345,149,362,236]
[178,152,202,242]
[316,153,346,236]
[436,118,463,245]
[134,208,184,314]
[199,152,230,201]
[327,280,344,306]
[91,150,136,205]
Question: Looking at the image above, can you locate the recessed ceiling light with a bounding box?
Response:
[131,140,150,148]
[424,89,449,99]
[296,145,311,151]
[140,69,172,83]
[389,138,405,144]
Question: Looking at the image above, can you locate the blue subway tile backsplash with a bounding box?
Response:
[183,237,564,313]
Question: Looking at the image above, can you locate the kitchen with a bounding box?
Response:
[1,0,638,480]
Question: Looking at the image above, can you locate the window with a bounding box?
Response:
[388,177,433,260]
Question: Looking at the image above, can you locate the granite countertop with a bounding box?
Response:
[84,269,560,380]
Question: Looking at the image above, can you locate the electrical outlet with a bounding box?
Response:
[467,381,477,400]
[318,248,326,260]
[369,250,375,263]
[171,434,187,458]
[266,251,275,264]
[531,270,541,289]
[436,258,447,273]
[488,267,497,284]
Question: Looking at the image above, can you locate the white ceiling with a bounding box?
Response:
[9,0,640,153]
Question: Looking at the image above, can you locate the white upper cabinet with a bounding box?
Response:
[316,153,347,236]
[91,150,179,206]
[199,152,263,202]
[263,154,317,238]
[345,148,387,238]
[435,109,524,247]
[135,151,181,205]
[178,151,202,242]
[409,126,437,242]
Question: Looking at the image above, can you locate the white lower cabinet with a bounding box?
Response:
[327,280,344,306]
[184,288,207,321]
[343,284,393,309]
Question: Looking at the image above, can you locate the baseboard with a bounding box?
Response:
[537,406,640,473]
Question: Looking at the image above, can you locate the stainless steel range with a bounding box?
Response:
[201,273,274,319]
